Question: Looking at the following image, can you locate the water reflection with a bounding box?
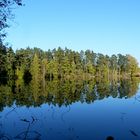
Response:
[0,78,140,140]
[0,78,139,110]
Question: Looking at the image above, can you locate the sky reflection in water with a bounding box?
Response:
[0,79,140,140]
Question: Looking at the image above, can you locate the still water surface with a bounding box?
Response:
[0,79,140,140]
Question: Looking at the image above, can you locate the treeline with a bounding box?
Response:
[0,43,139,80]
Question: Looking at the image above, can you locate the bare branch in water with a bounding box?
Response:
[129,130,138,137]
[4,107,16,118]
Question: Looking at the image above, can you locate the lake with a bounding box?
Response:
[0,78,140,140]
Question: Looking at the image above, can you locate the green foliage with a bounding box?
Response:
[30,53,41,81]
[5,47,15,78]
[16,67,24,79]
[126,55,138,76]
[0,43,7,76]
[0,46,139,79]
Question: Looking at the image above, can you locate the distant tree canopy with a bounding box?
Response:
[0,0,22,42]
[0,46,139,80]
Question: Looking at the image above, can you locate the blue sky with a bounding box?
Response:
[5,0,140,63]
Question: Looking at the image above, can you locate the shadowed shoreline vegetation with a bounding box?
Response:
[0,44,139,81]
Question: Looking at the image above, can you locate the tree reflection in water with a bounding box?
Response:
[0,78,139,140]
[0,78,139,111]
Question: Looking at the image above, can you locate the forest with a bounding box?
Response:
[0,0,139,81]
[0,43,139,81]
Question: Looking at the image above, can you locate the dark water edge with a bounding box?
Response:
[0,78,140,140]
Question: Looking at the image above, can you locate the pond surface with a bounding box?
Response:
[0,78,140,140]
